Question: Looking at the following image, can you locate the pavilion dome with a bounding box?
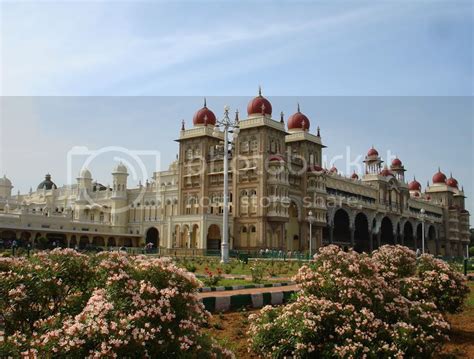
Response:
[247,87,272,116]
[193,99,217,126]
[391,158,402,167]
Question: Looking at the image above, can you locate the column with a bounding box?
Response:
[399,232,405,246]
[376,231,381,249]
[369,229,373,252]
[329,225,334,244]
[350,227,355,248]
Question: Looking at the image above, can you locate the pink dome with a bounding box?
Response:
[308,165,324,172]
[268,155,285,162]
[380,168,393,177]
[351,172,359,179]
[329,166,338,173]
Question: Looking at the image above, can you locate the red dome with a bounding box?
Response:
[408,179,422,191]
[247,89,272,116]
[308,165,323,172]
[380,168,393,177]
[367,147,379,157]
[432,170,447,184]
[193,101,216,126]
[269,155,285,162]
[288,110,310,131]
[329,166,338,173]
[446,176,458,188]
[391,158,402,167]
[351,172,359,179]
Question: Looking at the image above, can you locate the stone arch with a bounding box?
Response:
[333,208,351,244]
[108,237,116,247]
[191,224,199,248]
[207,224,221,250]
[46,233,67,248]
[92,236,105,247]
[145,227,159,247]
[354,212,370,253]
[79,235,89,249]
[427,224,437,255]
[380,217,394,246]
[416,223,423,250]
[403,221,415,249]
[182,225,190,248]
[123,237,132,247]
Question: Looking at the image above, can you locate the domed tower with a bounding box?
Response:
[287,104,310,133]
[408,177,422,197]
[112,163,128,199]
[111,162,129,230]
[75,168,93,204]
[390,157,406,181]
[0,175,13,199]
[363,147,383,175]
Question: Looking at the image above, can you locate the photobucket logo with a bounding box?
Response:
[67,146,160,215]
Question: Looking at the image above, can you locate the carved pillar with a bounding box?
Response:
[350,226,355,248]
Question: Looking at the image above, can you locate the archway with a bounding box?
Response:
[380,217,394,245]
[427,225,436,255]
[108,237,116,247]
[123,237,132,247]
[0,230,16,247]
[354,212,370,252]
[182,225,190,248]
[70,235,77,248]
[145,227,159,247]
[403,222,415,250]
[333,209,350,244]
[46,233,66,248]
[191,224,199,248]
[207,224,221,250]
[286,202,300,250]
[416,223,423,250]
[92,236,105,247]
[79,236,89,249]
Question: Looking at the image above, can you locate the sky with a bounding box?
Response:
[0,1,472,213]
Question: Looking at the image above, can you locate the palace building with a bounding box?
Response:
[0,90,470,257]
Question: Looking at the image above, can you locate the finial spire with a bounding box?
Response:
[317,126,320,137]
[235,109,239,122]
[297,102,300,112]
[181,120,185,131]
[258,85,262,96]
[203,97,207,108]
[280,111,284,123]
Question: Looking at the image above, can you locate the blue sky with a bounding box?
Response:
[0,1,472,213]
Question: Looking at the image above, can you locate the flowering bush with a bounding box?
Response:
[0,249,233,358]
[202,267,223,287]
[248,245,467,358]
[250,262,265,283]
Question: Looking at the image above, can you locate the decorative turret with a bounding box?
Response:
[390,157,406,181]
[363,146,383,175]
[0,175,13,199]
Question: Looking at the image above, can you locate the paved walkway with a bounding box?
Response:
[198,284,299,298]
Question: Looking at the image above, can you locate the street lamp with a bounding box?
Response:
[420,208,426,254]
[307,210,316,258]
[212,106,240,263]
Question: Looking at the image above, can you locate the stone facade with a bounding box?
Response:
[0,92,470,256]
